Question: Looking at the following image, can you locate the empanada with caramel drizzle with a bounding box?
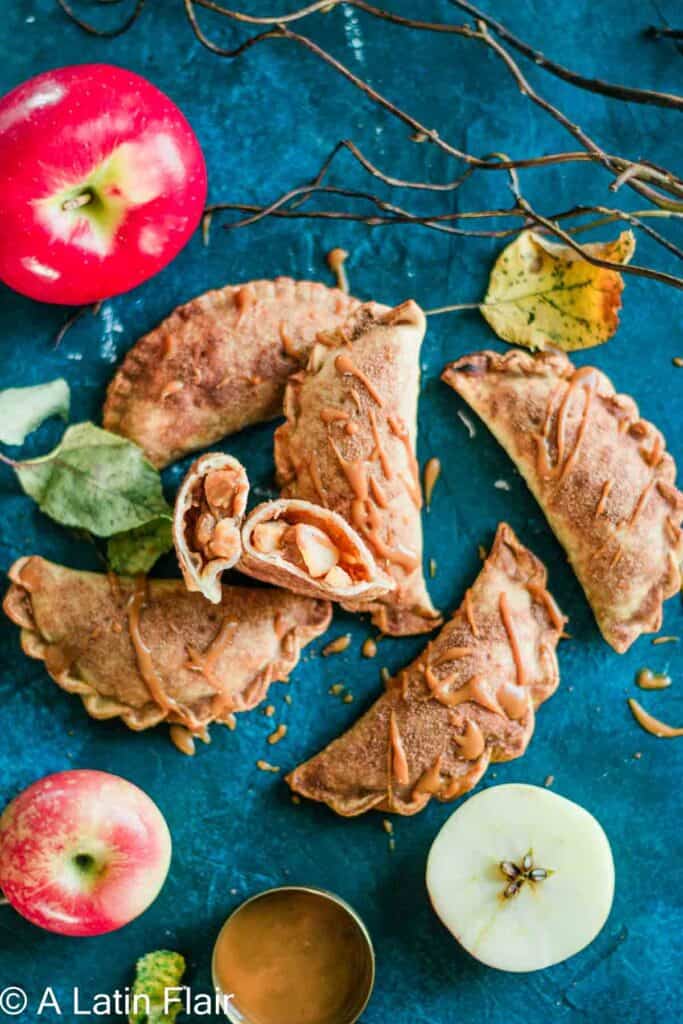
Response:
[287,524,565,816]
[443,349,683,653]
[274,300,441,636]
[173,453,394,605]
[104,277,359,468]
[3,557,331,754]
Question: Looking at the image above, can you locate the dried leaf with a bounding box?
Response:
[481,229,636,351]
[15,422,172,538]
[0,378,70,445]
[107,516,173,576]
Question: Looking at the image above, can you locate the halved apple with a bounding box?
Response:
[426,784,615,972]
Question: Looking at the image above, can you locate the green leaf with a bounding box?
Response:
[107,516,174,576]
[15,422,172,537]
[0,378,70,446]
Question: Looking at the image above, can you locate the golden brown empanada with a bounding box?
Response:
[274,300,440,636]
[173,452,249,604]
[4,557,331,751]
[173,456,394,605]
[104,278,359,468]
[287,523,565,816]
[442,349,683,652]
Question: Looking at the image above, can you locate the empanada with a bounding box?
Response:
[274,300,440,636]
[104,278,359,468]
[173,453,394,605]
[173,452,249,604]
[442,349,683,652]
[4,557,331,750]
[287,523,565,816]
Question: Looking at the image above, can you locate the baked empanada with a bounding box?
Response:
[287,523,565,816]
[173,452,249,604]
[4,557,331,751]
[274,300,440,636]
[173,456,394,605]
[104,277,359,468]
[442,349,683,652]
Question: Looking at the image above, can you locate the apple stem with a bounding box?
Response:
[62,190,94,212]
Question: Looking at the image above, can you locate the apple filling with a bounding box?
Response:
[187,468,243,563]
[250,516,371,589]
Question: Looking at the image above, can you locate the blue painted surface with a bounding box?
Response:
[0,2,681,1021]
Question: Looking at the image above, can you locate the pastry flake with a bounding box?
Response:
[173,452,249,604]
[274,300,440,636]
[287,523,565,816]
[442,349,683,652]
[104,277,359,468]
[3,556,331,747]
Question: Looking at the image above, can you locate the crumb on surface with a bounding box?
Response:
[263,704,276,717]
[343,692,354,704]
[544,774,555,787]
[329,683,345,696]
[256,759,280,773]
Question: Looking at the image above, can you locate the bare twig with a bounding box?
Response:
[56,0,146,36]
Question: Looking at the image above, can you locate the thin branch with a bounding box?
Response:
[56,0,146,36]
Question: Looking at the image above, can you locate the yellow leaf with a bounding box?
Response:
[481,229,635,351]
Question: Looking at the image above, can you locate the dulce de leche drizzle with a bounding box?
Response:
[335,352,384,406]
[628,698,683,738]
[127,578,202,732]
[187,617,238,718]
[498,592,527,689]
[636,668,672,690]
[536,366,598,482]
[452,719,485,760]
[389,709,410,785]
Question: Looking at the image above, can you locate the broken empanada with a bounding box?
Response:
[4,557,331,750]
[287,523,565,816]
[104,277,359,468]
[173,452,249,604]
[274,300,440,636]
[442,349,683,652]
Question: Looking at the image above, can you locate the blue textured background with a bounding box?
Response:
[1,2,681,1021]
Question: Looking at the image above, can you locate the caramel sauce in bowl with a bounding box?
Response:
[212,886,375,1024]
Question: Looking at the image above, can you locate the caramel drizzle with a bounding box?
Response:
[629,479,655,526]
[388,415,422,509]
[361,501,420,571]
[498,592,527,689]
[389,710,410,785]
[235,284,254,325]
[279,321,298,360]
[435,646,473,666]
[452,719,485,760]
[595,479,613,519]
[308,453,328,508]
[526,582,565,631]
[642,433,664,467]
[496,682,528,721]
[320,407,350,425]
[368,407,393,480]
[335,353,384,406]
[537,367,598,481]
[425,669,503,715]
[369,475,389,508]
[127,578,203,732]
[628,698,683,738]
[412,753,444,797]
[187,618,239,718]
[329,438,368,503]
[464,588,479,637]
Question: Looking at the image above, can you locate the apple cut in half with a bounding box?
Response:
[426,783,615,972]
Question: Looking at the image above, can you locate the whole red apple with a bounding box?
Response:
[0,770,172,936]
[0,64,207,305]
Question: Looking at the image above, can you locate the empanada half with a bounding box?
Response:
[287,523,565,816]
[274,300,440,636]
[4,557,331,748]
[104,277,359,468]
[442,349,683,652]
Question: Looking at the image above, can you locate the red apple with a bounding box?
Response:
[0,770,172,936]
[0,64,207,305]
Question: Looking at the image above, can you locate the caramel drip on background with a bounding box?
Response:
[636,668,672,690]
[127,579,202,731]
[335,353,384,406]
[308,453,328,508]
[628,698,683,738]
[423,458,441,508]
[496,682,528,720]
[389,710,410,785]
[453,719,485,760]
[279,321,298,360]
[526,582,565,631]
[412,754,444,797]
[499,592,527,689]
[368,407,393,479]
[320,407,349,425]
[595,479,613,519]
[464,588,479,637]
[388,416,422,509]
